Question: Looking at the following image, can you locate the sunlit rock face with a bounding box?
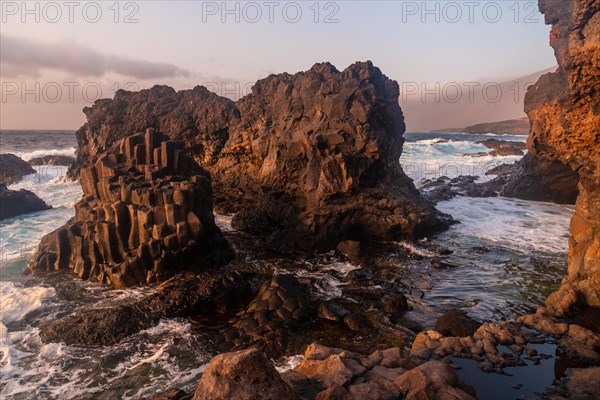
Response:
[526,0,600,311]
[67,61,450,251]
[29,129,232,287]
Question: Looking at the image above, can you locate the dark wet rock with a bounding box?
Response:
[67,62,451,252]
[344,313,373,332]
[193,348,299,400]
[314,384,352,399]
[484,162,518,176]
[318,301,351,322]
[344,268,377,284]
[0,153,35,185]
[438,248,454,256]
[382,294,409,315]
[217,274,312,358]
[0,182,51,220]
[434,309,481,337]
[145,389,191,400]
[39,272,252,346]
[487,153,579,204]
[28,155,75,166]
[419,175,497,204]
[476,139,526,156]
[28,129,232,287]
[336,240,363,263]
[430,258,459,269]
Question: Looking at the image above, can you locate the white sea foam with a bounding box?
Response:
[14,147,77,162]
[275,354,304,373]
[214,214,234,232]
[0,282,56,323]
[0,319,210,399]
[1,166,82,266]
[291,261,360,300]
[436,196,574,254]
[401,136,526,182]
[0,283,56,384]
[9,166,82,204]
[396,241,438,258]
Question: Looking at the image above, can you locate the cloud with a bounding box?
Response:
[0,34,190,79]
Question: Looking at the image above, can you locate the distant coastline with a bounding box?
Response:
[430,117,530,135]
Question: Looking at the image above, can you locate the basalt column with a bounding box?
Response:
[28,129,232,288]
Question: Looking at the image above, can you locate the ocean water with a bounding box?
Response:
[0,130,574,398]
[401,132,527,182]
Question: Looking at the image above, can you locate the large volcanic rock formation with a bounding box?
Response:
[526,0,600,311]
[28,129,232,287]
[66,61,449,251]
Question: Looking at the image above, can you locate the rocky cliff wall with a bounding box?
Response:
[527,0,600,311]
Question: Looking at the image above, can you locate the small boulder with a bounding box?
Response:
[336,240,363,262]
[318,301,351,321]
[193,348,299,400]
[434,309,481,337]
[394,361,476,400]
[315,384,352,400]
[382,294,409,315]
[295,354,364,387]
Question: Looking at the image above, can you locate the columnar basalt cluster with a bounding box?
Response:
[28,129,232,287]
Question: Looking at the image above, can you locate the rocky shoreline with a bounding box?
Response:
[19,0,600,398]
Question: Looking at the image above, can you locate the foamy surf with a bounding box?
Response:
[13,148,77,162]
[0,318,211,400]
[401,133,527,182]
[1,166,82,267]
[436,196,573,254]
[0,282,55,324]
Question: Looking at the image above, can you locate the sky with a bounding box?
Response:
[0,1,557,131]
